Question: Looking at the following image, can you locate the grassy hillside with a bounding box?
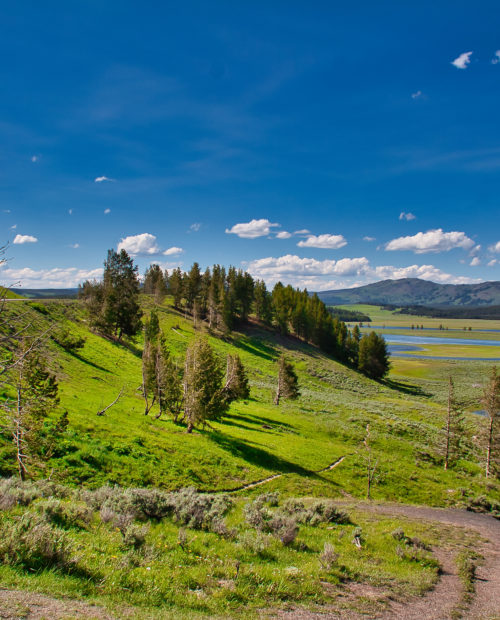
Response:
[0,296,498,617]
[0,297,497,507]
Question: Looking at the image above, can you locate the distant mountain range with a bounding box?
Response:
[316,278,500,307]
[13,288,79,299]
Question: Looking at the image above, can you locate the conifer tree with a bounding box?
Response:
[183,338,229,432]
[224,354,250,401]
[358,332,390,379]
[482,366,500,478]
[274,355,300,405]
[154,341,183,422]
[443,376,466,470]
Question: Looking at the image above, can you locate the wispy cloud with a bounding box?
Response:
[104,208,111,214]
[363,236,376,242]
[70,243,80,249]
[225,218,280,239]
[411,90,423,99]
[385,229,475,254]
[163,246,184,256]
[488,259,498,267]
[188,222,201,233]
[31,155,39,163]
[470,256,480,266]
[117,233,160,255]
[13,234,38,244]
[94,176,114,183]
[399,211,416,221]
[0,266,102,288]
[491,50,500,65]
[276,231,292,239]
[489,241,500,253]
[297,233,347,249]
[451,51,473,69]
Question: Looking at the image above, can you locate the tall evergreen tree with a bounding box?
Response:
[443,376,466,470]
[144,264,167,302]
[482,366,500,478]
[274,355,300,405]
[93,249,143,340]
[224,354,250,401]
[183,338,229,432]
[358,332,390,380]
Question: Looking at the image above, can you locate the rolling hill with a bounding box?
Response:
[317,278,500,307]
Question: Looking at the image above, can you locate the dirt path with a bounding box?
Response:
[0,588,118,619]
[354,502,500,620]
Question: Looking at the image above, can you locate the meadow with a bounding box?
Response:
[0,297,498,617]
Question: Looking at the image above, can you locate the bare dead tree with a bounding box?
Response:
[97,386,125,416]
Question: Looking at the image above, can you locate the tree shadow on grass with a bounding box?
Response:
[68,351,110,373]
[202,429,321,481]
[383,378,431,398]
[224,412,296,430]
[230,337,277,362]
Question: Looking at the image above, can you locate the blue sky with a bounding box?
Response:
[1,1,500,290]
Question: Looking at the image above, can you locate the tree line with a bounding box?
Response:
[80,250,390,380]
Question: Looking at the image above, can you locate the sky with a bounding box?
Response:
[1,1,500,290]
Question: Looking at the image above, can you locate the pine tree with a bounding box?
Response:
[183,338,229,432]
[144,264,167,303]
[154,341,183,422]
[358,332,390,379]
[443,376,467,470]
[482,366,500,478]
[3,345,60,479]
[274,355,300,405]
[224,354,250,401]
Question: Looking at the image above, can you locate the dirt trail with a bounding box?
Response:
[0,588,118,619]
[355,502,500,620]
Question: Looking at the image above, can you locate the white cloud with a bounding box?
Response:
[68,209,73,215]
[488,259,498,267]
[225,218,280,239]
[470,244,481,256]
[399,211,416,221]
[104,208,111,214]
[470,256,481,266]
[188,222,201,233]
[31,155,39,163]
[276,231,292,239]
[491,51,500,65]
[294,229,310,235]
[451,51,473,69]
[10,224,16,230]
[70,243,80,249]
[411,90,422,99]
[489,241,500,253]
[297,234,347,249]
[0,266,103,288]
[3,209,11,213]
[117,233,160,256]
[245,254,479,289]
[163,246,184,256]
[363,236,376,242]
[13,234,38,244]
[373,263,478,284]
[95,176,113,183]
[385,229,475,254]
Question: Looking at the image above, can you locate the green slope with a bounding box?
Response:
[1,297,498,509]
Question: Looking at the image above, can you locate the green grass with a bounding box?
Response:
[343,304,500,333]
[0,296,498,616]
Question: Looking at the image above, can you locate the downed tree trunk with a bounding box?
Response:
[97,386,124,416]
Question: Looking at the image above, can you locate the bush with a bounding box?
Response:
[257,491,280,507]
[168,487,233,531]
[268,515,299,546]
[0,512,73,571]
[239,530,271,555]
[122,523,149,550]
[319,542,339,570]
[35,498,91,529]
[281,499,350,526]
[0,478,70,510]
[52,328,86,352]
